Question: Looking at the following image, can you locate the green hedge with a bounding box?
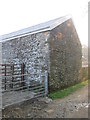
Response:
[79,67,88,81]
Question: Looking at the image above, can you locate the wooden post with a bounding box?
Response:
[21,63,25,87]
[11,64,14,88]
[5,64,6,90]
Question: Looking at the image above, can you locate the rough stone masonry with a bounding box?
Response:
[0,15,82,92]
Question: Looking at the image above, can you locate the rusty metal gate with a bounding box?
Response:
[0,63,48,108]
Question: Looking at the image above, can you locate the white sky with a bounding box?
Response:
[0,0,88,46]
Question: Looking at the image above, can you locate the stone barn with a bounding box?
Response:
[0,15,82,93]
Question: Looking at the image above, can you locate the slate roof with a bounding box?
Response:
[0,15,71,42]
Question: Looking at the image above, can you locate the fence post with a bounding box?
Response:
[44,71,48,96]
[11,64,14,88]
[5,64,6,90]
[21,63,25,87]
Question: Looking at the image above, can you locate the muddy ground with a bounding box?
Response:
[2,85,89,118]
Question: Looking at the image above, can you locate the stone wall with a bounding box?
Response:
[2,32,50,86]
[0,42,2,118]
[2,18,82,92]
[48,19,82,91]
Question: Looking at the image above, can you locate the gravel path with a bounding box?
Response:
[2,84,88,118]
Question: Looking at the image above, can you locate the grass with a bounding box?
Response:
[49,80,88,100]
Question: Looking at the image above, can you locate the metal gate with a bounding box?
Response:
[0,63,48,108]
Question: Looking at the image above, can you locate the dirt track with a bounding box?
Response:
[2,85,89,118]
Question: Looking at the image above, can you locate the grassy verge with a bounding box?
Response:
[49,80,88,100]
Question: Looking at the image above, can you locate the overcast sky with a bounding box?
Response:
[0,0,88,46]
